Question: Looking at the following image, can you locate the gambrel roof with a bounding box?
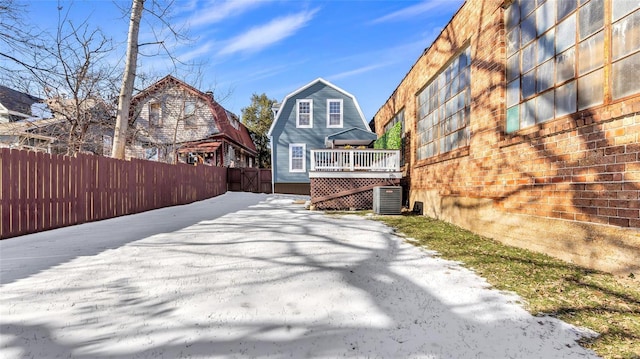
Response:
[267,77,370,137]
[131,75,257,154]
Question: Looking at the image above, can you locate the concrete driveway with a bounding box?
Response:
[0,192,598,358]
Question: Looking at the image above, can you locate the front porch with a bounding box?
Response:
[309,149,402,210]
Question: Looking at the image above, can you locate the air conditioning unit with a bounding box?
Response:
[373,186,402,215]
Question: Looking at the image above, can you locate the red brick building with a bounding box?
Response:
[373,0,640,276]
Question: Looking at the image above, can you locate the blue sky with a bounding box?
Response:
[25,0,465,121]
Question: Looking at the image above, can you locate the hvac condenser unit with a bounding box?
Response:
[373,186,402,215]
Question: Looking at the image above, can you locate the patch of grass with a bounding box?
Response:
[371,214,640,359]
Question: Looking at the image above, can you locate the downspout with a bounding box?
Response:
[270,135,275,194]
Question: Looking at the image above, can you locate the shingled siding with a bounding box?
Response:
[373,0,640,276]
[136,85,218,144]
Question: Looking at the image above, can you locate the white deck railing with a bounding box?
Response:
[310,149,400,172]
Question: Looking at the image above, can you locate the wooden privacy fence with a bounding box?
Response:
[0,148,227,239]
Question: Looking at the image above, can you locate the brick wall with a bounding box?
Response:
[374,0,640,276]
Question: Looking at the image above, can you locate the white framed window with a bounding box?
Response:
[289,143,306,172]
[296,99,313,128]
[327,99,343,128]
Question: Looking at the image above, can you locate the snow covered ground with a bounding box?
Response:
[0,192,599,358]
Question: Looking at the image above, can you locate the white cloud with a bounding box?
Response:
[327,63,390,81]
[371,0,451,24]
[178,41,215,62]
[189,0,269,27]
[218,9,317,56]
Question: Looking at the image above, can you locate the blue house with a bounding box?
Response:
[268,78,377,195]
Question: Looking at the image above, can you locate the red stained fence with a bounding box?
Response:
[0,148,227,239]
[227,167,272,194]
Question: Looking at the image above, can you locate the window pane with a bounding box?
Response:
[537,90,555,123]
[558,0,577,21]
[522,71,536,99]
[521,0,536,17]
[507,55,520,81]
[150,103,161,125]
[537,0,556,35]
[579,0,604,40]
[506,4,521,30]
[556,47,576,84]
[330,114,340,125]
[522,42,536,73]
[299,114,309,125]
[506,106,520,133]
[612,9,640,61]
[507,28,521,56]
[537,31,555,64]
[507,79,520,107]
[292,146,302,158]
[612,51,640,99]
[578,31,604,75]
[459,67,470,89]
[184,101,195,115]
[521,98,536,128]
[556,14,576,53]
[578,68,603,110]
[537,59,555,93]
[521,13,537,45]
[612,0,640,22]
[556,80,577,117]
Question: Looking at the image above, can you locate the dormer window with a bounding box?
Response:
[296,99,312,128]
[226,110,240,130]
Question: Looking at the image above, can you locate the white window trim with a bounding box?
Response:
[289,143,306,172]
[326,99,343,128]
[296,99,313,128]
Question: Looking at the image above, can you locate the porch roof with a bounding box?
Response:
[325,127,378,147]
[177,141,221,154]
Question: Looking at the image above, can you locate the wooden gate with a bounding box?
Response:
[227,168,272,193]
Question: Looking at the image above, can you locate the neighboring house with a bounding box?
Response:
[373,0,640,275]
[45,96,115,155]
[0,85,45,123]
[0,85,59,153]
[268,78,378,194]
[0,118,61,153]
[128,75,257,167]
[0,85,113,155]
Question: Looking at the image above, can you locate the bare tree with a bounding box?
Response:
[0,0,52,81]
[1,2,120,156]
[111,0,144,159]
[2,0,201,158]
[111,0,203,160]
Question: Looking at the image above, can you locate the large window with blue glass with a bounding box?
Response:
[505,0,640,133]
[416,47,471,161]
